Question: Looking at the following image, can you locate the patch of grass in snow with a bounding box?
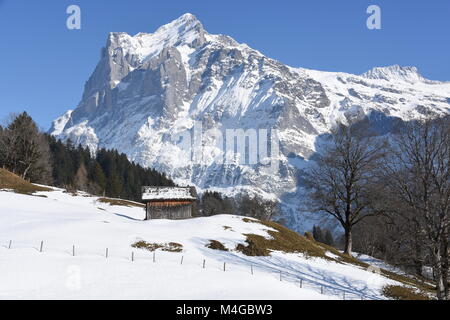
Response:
[132,241,183,252]
[237,219,335,260]
[206,240,228,251]
[97,197,145,208]
[0,169,52,195]
[382,285,430,300]
[378,269,435,294]
[238,218,437,295]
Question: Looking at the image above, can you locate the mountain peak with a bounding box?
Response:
[175,13,200,24]
[361,65,435,84]
[104,13,206,64]
[152,12,205,40]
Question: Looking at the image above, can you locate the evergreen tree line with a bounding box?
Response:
[0,112,175,201]
[47,135,175,201]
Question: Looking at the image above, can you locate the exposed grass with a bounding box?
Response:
[304,232,314,241]
[238,217,436,296]
[223,226,233,231]
[97,197,145,208]
[382,285,431,300]
[236,219,339,260]
[0,169,52,195]
[131,241,183,252]
[206,240,228,251]
[379,269,436,294]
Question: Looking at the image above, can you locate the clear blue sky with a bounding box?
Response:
[0,0,449,129]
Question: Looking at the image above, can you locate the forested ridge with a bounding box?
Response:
[47,136,175,201]
[0,112,174,202]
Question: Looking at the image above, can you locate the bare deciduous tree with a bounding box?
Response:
[239,195,280,221]
[382,117,450,300]
[305,124,387,255]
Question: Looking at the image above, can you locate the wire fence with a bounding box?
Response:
[1,238,375,300]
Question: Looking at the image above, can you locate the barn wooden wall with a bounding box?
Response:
[145,202,192,220]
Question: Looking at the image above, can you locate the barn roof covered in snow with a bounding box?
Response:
[142,187,196,201]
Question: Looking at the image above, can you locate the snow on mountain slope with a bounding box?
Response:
[50,13,450,233]
[0,187,407,300]
[361,65,438,84]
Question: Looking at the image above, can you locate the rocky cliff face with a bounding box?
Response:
[51,13,450,231]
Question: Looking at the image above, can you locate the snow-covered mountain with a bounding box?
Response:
[50,13,450,232]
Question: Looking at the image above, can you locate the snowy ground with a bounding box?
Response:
[352,253,406,276]
[0,188,399,300]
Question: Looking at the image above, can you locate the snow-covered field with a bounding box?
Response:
[0,188,398,300]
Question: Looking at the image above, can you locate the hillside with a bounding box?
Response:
[0,173,432,299]
[0,169,51,194]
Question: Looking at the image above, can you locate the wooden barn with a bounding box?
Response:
[141,186,197,220]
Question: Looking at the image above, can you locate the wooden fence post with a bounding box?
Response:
[39,241,43,253]
[106,248,108,259]
[132,252,134,262]
[72,245,75,256]
[300,279,303,288]
[153,251,155,263]
[180,256,184,265]
[223,262,226,272]
[8,240,11,249]
[203,259,205,269]
[251,265,253,275]
[279,271,282,281]
[321,286,323,294]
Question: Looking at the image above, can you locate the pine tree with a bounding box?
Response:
[324,230,335,247]
[312,226,324,243]
[92,162,106,194]
[1,112,51,182]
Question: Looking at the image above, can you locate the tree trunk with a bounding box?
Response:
[344,228,352,256]
[442,235,449,300]
[22,165,31,180]
[413,259,423,277]
[433,246,446,300]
